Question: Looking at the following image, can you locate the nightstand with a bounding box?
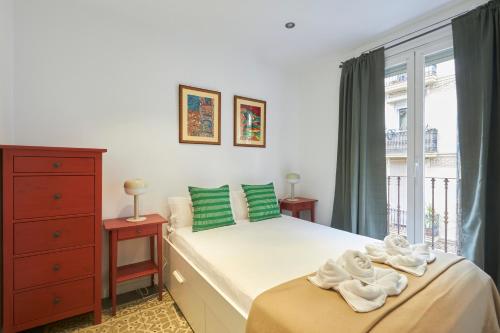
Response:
[279,197,318,222]
[103,213,167,315]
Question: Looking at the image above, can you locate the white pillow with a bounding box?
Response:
[167,197,193,228]
[231,190,249,221]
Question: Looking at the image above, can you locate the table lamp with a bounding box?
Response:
[124,178,148,222]
[286,173,300,201]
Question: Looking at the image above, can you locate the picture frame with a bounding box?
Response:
[233,95,266,148]
[179,84,221,145]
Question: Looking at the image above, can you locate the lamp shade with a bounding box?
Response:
[124,179,148,195]
[286,172,300,184]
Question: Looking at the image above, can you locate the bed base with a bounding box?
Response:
[163,236,246,333]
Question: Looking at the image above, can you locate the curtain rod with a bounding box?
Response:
[338,8,472,68]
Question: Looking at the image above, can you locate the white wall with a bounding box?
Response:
[0,0,14,143]
[12,0,300,296]
[291,55,342,225]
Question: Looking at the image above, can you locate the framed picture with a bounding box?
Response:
[234,95,266,148]
[179,85,221,145]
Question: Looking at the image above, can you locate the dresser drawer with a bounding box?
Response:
[14,175,94,219]
[14,277,94,325]
[14,216,94,255]
[14,247,94,290]
[118,224,158,240]
[14,156,94,173]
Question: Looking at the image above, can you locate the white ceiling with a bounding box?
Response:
[81,0,460,66]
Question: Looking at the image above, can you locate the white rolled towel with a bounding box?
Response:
[337,250,375,283]
[337,280,387,313]
[307,258,350,289]
[308,259,387,312]
[384,234,413,256]
[337,250,408,296]
[336,250,407,296]
[365,235,435,276]
[412,243,436,263]
[385,234,435,263]
[372,267,408,296]
[365,243,389,263]
[387,254,427,277]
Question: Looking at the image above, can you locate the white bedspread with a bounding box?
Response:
[167,216,376,318]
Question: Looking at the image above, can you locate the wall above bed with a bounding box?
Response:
[10,0,300,297]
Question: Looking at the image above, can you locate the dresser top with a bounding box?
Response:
[0,145,107,153]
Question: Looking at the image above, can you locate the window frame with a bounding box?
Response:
[385,29,454,243]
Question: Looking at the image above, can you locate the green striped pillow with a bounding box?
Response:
[188,185,235,232]
[242,183,281,222]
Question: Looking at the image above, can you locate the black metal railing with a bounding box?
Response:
[386,128,438,154]
[387,175,456,253]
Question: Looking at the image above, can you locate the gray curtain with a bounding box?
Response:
[452,0,500,285]
[332,48,387,240]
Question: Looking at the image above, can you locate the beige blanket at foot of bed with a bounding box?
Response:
[246,252,500,333]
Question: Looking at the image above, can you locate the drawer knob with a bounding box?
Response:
[52,162,62,169]
[53,193,62,200]
[136,228,142,234]
[52,231,61,238]
[52,264,60,272]
[53,297,61,305]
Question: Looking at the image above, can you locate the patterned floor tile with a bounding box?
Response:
[101,312,145,333]
[140,303,193,333]
[41,291,192,333]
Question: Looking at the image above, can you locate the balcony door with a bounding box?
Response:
[384,37,458,253]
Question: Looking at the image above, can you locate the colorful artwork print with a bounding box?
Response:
[179,85,220,145]
[187,95,214,137]
[234,96,266,148]
[239,104,262,141]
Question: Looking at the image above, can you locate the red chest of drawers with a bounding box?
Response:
[1,145,106,333]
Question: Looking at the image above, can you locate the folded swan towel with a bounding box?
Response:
[308,250,408,312]
[365,235,436,277]
[307,258,350,289]
[308,258,387,312]
[337,250,407,296]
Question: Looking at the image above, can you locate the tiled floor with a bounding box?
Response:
[23,287,193,333]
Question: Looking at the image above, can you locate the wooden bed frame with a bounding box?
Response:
[163,235,246,333]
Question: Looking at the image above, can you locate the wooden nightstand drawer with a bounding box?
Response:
[117,224,158,240]
[14,247,94,290]
[14,156,94,173]
[14,216,94,255]
[14,277,94,325]
[14,175,94,219]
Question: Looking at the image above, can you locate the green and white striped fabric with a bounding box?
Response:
[242,183,281,222]
[189,185,235,232]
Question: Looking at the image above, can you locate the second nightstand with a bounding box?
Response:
[103,213,167,315]
[279,197,318,222]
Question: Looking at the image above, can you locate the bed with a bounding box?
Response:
[163,215,500,333]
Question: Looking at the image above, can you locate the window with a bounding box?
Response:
[385,37,457,253]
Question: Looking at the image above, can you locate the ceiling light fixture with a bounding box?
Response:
[285,22,295,29]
